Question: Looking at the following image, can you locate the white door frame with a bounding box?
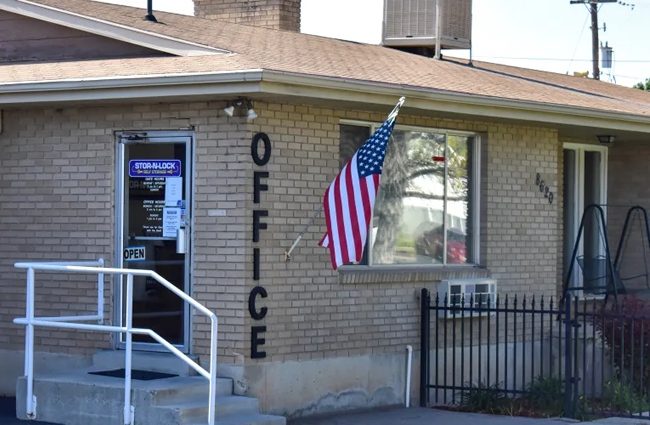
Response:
[563,143,608,294]
[113,131,195,353]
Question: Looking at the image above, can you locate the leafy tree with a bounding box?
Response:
[372,131,470,264]
[339,126,470,264]
[633,78,650,91]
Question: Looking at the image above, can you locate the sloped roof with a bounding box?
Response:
[2,0,650,118]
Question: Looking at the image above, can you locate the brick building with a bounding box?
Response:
[1,0,650,424]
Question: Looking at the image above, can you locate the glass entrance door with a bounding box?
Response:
[563,144,608,295]
[116,133,192,350]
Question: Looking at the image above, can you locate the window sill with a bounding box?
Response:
[578,294,607,301]
[337,265,491,285]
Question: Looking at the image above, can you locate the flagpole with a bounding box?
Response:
[283,96,406,262]
[387,96,406,123]
[285,206,324,261]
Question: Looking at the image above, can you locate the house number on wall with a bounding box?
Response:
[535,173,554,204]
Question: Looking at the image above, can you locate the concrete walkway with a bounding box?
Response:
[288,407,579,425]
[0,398,55,425]
[289,407,650,425]
[5,398,648,425]
[589,419,650,425]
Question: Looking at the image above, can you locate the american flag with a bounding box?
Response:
[319,99,404,269]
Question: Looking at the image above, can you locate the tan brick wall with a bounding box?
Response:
[194,0,301,32]
[0,102,248,363]
[484,125,560,296]
[608,139,650,295]
[245,102,561,363]
[0,99,563,367]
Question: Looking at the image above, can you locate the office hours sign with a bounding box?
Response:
[128,160,184,238]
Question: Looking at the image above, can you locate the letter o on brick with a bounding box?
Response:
[251,133,272,166]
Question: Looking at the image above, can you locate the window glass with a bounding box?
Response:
[446,135,473,265]
[373,130,446,264]
[338,123,477,266]
[340,124,370,167]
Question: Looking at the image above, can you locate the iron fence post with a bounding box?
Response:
[420,288,430,407]
[564,296,573,418]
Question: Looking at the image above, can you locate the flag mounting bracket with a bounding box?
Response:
[285,206,324,261]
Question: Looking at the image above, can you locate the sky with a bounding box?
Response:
[96,0,650,88]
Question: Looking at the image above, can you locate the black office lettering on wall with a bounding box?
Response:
[253,248,261,281]
[248,286,268,321]
[251,133,272,166]
[254,172,269,204]
[253,210,268,243]
[251,326,267,359]
[250,133,272,359]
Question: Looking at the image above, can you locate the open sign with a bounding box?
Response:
[124,246,146,262]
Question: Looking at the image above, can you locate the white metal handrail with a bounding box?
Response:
[12,260,219,425]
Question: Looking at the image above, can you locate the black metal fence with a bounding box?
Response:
[419,288,650,420]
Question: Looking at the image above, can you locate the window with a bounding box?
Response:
[340,123,480,267]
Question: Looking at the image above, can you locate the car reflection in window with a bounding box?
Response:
[415,225,467,264]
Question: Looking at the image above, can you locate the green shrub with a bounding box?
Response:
[456,381,505,413]
[603,378,650,414]
[525,375,565,417]
[594,295,650,391]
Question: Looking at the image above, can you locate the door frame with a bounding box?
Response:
[563,142,609,294]
[113,130,196,353]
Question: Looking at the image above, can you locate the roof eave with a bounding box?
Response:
[0,69,265,104]
[260,70,650,134]
[0,68,649,134]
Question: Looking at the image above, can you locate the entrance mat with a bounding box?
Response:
[88,368,177,381]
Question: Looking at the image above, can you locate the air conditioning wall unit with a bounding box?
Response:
[435,278,496,319]
[383,0,472,50]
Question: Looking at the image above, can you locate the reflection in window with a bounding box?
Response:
[339,124,477,266]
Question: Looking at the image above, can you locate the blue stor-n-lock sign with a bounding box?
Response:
[129,160,181,178]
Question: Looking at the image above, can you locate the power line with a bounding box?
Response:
[473,56,650,63]
[567,11,591,73]
[611,73,648,80]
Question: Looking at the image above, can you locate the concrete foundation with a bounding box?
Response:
[2,325,612,421]
[0,349,91,396]
[223,328,611,418]
[234,353,410,419]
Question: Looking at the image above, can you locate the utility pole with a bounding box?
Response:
[590,2,600,80]
[570,0,616,80]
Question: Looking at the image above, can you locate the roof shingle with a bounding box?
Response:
[2,0,650,117]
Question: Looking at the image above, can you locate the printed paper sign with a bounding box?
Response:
[129,160,181,178]
[124,246,146,262]
[163,207,181,238]
[164,177,183,206]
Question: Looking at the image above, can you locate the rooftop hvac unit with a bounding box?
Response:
[383,0,472,50]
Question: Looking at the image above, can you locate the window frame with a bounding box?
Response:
[338,119,482,270]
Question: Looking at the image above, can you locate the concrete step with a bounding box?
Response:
[153,395,260,423]
[147,376,232,404]
[92,350,201,377]
[185,414,286,425]
[15,371,242,425]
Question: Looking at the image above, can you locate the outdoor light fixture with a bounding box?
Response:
[246,100,258,120]
[223,98,257,120]
[597,135,616,144]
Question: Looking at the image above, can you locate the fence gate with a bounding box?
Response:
[419,288,650,420]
